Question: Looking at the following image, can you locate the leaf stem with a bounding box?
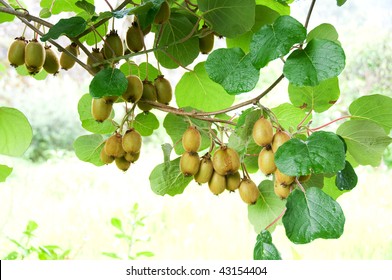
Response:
[304,0,317,29]
[265,207,287,231]
[309,115,352,132]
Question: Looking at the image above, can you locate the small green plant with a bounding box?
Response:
[2,220,71,260]
[102,203,154,260]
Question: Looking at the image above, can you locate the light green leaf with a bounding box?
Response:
[111,218,123,231]
[255,0,290,15]
[133,112,159,136]
[243,141,262,174]
[25,220,38,234]
[73,134,105,167]
[322,175,348,200]
[271,103,308,130]
[0,12,15,23]
[75,0,95,15]
[39,8,52,18]
[41,17,87,41]
[0,107,32,157]
[119,62,159,81]
[16,64,48,80]
[80,24,107,46]
[175,62,235,111]
[307,23,340,44]
[0,164,13,183]
[89,68,128,98]
[40,0,94,15]
[253,230,282,260]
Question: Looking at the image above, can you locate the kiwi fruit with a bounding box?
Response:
[271,130,291,153]
[103,96,119,104]
[91,98,113,122]
[154,75,172,104]
[103,30,123,59]
[252,117,274,147]
[154,1,170,24]
[87,48,104,74]
[60,43,79,70]
[212,146,240,176]
[226,171,241,192]
[199,26,214,54]
[180,152,200,176]
[100,146,114,164]
[182,126,201,153]
[194,154,214,184]
[25,39,45,75]
[43,46,60,74]
[104,133,125,158]
[258,147,276,175]
[208,171,226,195]
[274,180,291,199]
[122,129,142,154]
[115,156,131,171]
[122,75,143,103]
[137,80,157,112]
[8,37,26,67]
[239,178,260,204]
[126,21,144,53]
[142,24,152,36]
[275,169,295,186]
[125,152,140,163]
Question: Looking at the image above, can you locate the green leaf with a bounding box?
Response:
[335,161,357,191]
[111,218,123,231]
[39,8,52,18]
[198,0,255,38]
[205,48,259,94]
[77,94,116,134]
[154,13,199,69]
[149,157,193,196]
[0,164,13,183]
[255,0,290,15]
[175,62,235,111]
[275,131,346,176]
[283,187,345,244]
[248,180,286,232]
[161,143,173,163]
[250,15,306,68]
[119,62,159,81]
[135,0,164,30]
[41,17,87,42]
[102,252,122,259]
[4,251,19,260]
[73,134,105,167]
[307,23,339,44]
[283,39,346,87]
[133,112,159,136]
[25,220,38,234]
[271,103,308,131]
[253,230,282,260]
[40,0,94,15]
[16,64,48,80]
[349,94,392,133]
[113,8,132,19]
[0,107,33,157]
[288,77,340,113]
[337,120,392,166]
[75,0,95,15]
[337,0,347,7]
[80,23,106,46]
[0,12,15,23]
[243,141,262,174]
[136,251,154,257]
[89,68,128,98]
[323,175,348,200]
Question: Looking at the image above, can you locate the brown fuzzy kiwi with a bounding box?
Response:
[102,96,119,104]
[154,1,170,24]
[274,180,291,199]
[212,146,240,176]
[8,37,27,67]
[239,178,260,204]
[275,169,295,186]
[103,30,124,59]
[182,126,201,153]
[122,129,142,154]
[226,171,241,192]
[60,43,79,70]
[271,130,291,153]
[87,48,104,74]
[104,133,125,158]
[115,156,131,171]
[137,80,157,112]
[208,171,226,195]
[126,21,144,53]
[258,147,276,175]
[43,46,60,74]
[91,98,113,122]
[194,154,214,184]
[142,24,152,36]
[122,75,143,103]
[252,117,274,146]
[154,75,172,104]
[180,152,200,176]
[125,152,140,163]
[100,146,114,164]
[25,39,45,75]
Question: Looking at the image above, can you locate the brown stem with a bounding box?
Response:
[309,115,352,132]
[304,0,317,29]
[265,208,287,231]
[0,6,53,28]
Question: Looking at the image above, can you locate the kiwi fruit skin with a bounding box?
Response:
[122,129,142,154]
[272,130,291,153]
[275,169,295,186]
[154,1,170,24]
[91,98,113,122]
[252,117,274,147]
[226,171,241,192]
[239,179,260,204]
[212,147,240,176]
[87,48,104,74]
[104,133,125,158]
[60,43,78,70]
[194,156,214,184]
[199,32,214,54]
[43,46,60,74]
[182,126,201,153]
[8,37,26,67]
[103,96,119,104]
[154,75,172,104]
[122,75,143,103]
[126,22,144,53]
[100,147,114,164]
[180,152,200,177]
[258,147,276,175]
[125,152,140,163]
[103,30,124,59]
[25,39,45,74]
[208,171,226,195]
[115,156,131,171]
[274,180,291,199]
[137,81,157,112]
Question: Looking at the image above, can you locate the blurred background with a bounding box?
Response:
[0,0,391,260]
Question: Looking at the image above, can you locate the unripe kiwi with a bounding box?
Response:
[103,30,123,59]
[154,75,172,104]
[122,75,143,103]
[199,26,214,54]
[194,155,214,184]
[137,80,157,112]
[87,48,104,74]
[100,146,114,164]
[125,152,140,163]
[252,117,274,146]
[8,37,26,67]
[208,171,226,195]
[126,21,144,53]
[274,180,291,199]
[275,169,295,186]
[103,96,119,104]
[180,152,200,177]
[271,130,291,153]
[298,174,311,182]
[182,126,201,153]
[91,98,113,122]
[25,39,45,75]
[154,1,170,24]
[239,178,260,204]
[226,171,241,192]
[60,43,79,70]
[104,133,125,158]
[258,147,276,175]
[142,24,152,36]
[122,129,142,154]
[115,156,131,171]
[43,46,60,74]
[212,146,240,176]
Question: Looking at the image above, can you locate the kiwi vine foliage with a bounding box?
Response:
[0,0,392,260]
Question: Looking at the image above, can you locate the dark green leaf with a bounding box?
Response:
[89,68,128,98]
[323,175,348,200]
[136,0,164,30]
[283,39,346,87]
[283,187,345,244]
[113,8,132,19]
[307,23,340,44]
[133,112,159,136]
[250,15,306,68]
[41,17,87,41]
[75,0,95,15]
[73,134,105,167]
[111,218,123,231]
[254,230,282,260]
[335,161,357,191]
[337,0,347,7]
[0,164,13,183]
[205,48,259,94]
[275,131,346,176]
[271,103,308,130]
